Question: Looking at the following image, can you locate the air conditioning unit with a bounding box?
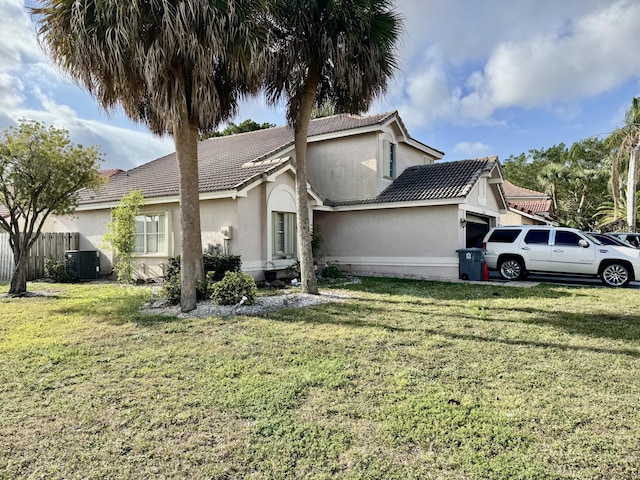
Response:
[65,250,100,280]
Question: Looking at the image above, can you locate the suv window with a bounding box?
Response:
[524,230,550,244]
[487,229,521,243]
[555,231,582,246]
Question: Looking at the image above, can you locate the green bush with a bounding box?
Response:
[211,271,257,306]
[44,257,77,283]
[203,253,242,281]
[166,253,241,282]
[321,262,343,279]
[161,272,215,306]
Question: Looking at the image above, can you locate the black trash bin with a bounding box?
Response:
[456,247,486,281]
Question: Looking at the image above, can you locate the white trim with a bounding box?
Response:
[509,207,557,225]
[317,197,464,212]
[267,184,297,262]
[323,255,458,268]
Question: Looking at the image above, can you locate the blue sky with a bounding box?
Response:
[2,0,640,171]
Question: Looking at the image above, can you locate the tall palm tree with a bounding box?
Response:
[33,0,263,311]
[263,0,402,294]
[607,97,640,231]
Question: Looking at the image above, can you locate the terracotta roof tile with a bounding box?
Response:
[78,111,408,205]
[509,200,552,215]
[328,157,499,206]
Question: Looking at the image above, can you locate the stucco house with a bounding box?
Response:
[52,111,508,281]
[500,180,556,225]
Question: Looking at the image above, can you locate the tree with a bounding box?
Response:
[199,119,275,141]
[0,121,103,295]
[33,0,263,312]
[263,0,402,294]
[503,138,611,229]
[102,191,144,283]
[606,97,640,232]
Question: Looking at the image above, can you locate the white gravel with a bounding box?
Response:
[141,290,350,318]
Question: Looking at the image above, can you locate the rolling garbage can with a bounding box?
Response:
[456,247,486,281]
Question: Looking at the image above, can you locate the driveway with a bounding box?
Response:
[488,271,640,289]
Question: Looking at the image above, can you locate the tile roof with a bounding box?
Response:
[100,169,125,179]
[502,180,547,198]
[327,157,499,206]
[509,200,552,215]
[78,111,410,205]
[0,204,9,219]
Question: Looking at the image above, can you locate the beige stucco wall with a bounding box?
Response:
[52,171,304,281]
[307,133,379,201]
[307,126,440,203]
[500,211,537,225]
[315,204,463,279]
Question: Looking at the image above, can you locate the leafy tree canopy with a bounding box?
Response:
[199,119,275,141]
[503,137,610,230]
[0,120,104,295]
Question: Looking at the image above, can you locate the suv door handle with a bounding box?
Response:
[521,247,530,250]
[553,249,563,252]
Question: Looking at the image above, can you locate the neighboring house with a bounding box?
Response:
[500,180,556,225]
[52,111,509,281]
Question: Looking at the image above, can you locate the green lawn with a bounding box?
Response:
[1,278,639,479]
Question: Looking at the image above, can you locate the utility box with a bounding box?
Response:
[65,250,100,280]
[456,247,486,281]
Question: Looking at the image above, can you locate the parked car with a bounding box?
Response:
[587,232,638,248]
[482,225,640,287]
[608,232,640,248]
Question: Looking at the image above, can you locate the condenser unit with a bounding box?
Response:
[65,250,100,280]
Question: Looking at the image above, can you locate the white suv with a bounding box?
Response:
[482,225,640,287]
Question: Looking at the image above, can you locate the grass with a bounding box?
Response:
[1,278,639,479]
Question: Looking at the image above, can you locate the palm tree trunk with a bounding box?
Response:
[627,145,639,232]
[174,111,205,312]
[294,63,320,295]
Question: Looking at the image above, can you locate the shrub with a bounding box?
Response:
[44,257,77,283]
[211,271,257,306]
[203,253,242,281]
[166,253,241,282]
[161,272,215,305]
[321,262,343,279]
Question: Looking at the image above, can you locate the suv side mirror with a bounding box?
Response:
[578,239,589,248]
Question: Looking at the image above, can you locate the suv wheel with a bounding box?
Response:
[600,262,631,287]
[498,257,525,281]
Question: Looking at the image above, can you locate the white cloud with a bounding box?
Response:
[393,0,640,128]
[0,72,24,109]
[0,0,47,69]
[452,142,494,158]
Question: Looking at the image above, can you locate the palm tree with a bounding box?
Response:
[263,0,402,294]
[607,97,640,232]
[593,193,640,231]
[33,0,263,311]
[537,162,570,215]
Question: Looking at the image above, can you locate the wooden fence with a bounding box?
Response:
[0,232,80,282]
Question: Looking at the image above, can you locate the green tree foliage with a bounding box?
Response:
[102,191,144,283]
[503,138,610,229]
[605,97,640,230]
[199,119,275,141]
[0,120,103,295]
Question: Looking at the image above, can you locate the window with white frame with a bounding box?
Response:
[134,213,166,254]
[272,211,296,258]
[383,140,397,179]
